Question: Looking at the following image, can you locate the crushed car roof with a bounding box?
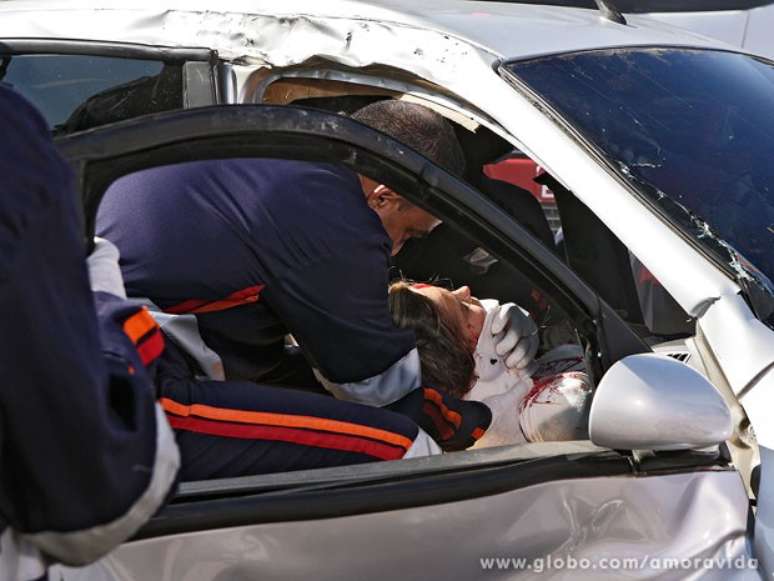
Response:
[0,0,730,64]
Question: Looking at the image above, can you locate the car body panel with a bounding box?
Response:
[54,470,756,580]
[644,2,774,58]
[700,294,774,401]
[648,10,750,47]
[755,445,774,574]
[738,364,774,573]
[742,4,774,56]
[0,1,735,65]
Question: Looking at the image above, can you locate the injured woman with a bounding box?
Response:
[389,282,591,449]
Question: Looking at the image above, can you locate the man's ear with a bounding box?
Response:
[366,184,403,210]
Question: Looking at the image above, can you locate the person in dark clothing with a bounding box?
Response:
[0,85,179,580]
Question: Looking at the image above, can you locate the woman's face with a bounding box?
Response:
[412,285,486,350]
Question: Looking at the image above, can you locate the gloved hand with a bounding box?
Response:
[387,387,492,452]
[490,303,539,371]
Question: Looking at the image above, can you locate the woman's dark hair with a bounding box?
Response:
[352,100,466,178]
[388,281,475,398]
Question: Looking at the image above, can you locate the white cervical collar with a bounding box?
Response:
[467,299,533,402]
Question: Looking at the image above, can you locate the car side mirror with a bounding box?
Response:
[589,353,732,451]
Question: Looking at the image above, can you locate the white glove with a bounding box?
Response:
[490,302,539,371]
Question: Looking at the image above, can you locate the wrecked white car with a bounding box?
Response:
[2,1,774,579]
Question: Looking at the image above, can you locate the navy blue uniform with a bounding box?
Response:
[98,159,417,390]
[0,85,178,579]
[97,158,490,476]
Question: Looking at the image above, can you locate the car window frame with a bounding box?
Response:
[142,446,632,540]
[139,443,730,542]
[0,38,221,128]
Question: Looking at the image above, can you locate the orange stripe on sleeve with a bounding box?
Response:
[136,330,165,366]
[160,398,414,451]
[123,307,159,344]
[165,284,265,315]
[423,388,462,429]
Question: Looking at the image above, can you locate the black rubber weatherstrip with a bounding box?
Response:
[608,0,774,12]
[134,452,632,540]
[472,0,774,13]
[0,38,212,61]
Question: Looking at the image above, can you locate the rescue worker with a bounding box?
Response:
[0,85,179,580]
[96,100,539,479]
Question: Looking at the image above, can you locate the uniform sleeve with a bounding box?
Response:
[0,86,178,567]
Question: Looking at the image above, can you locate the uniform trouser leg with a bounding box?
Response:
[157,370,439,481]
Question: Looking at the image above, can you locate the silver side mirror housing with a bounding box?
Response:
[589,353,732,451]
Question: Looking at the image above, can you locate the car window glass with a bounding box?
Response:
[484,151,561,238]
[503,48,774,326]
[481,146,692,339]
[0,54,182,134]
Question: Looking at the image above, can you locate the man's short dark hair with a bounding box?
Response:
[352,100,466,178]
